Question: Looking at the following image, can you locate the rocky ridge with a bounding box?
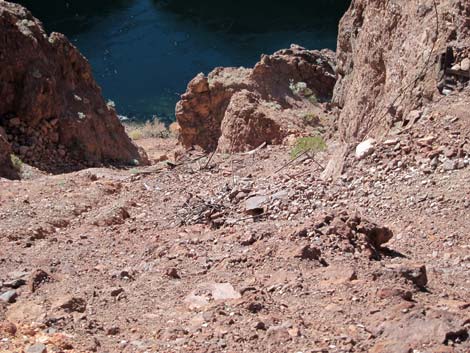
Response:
[176,45,336,152]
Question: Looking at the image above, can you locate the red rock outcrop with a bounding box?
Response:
[218,91,291,153]
[176,45,336,152]
[334,0,470,142]
[0,1,146,177]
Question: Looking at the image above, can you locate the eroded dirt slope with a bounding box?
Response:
[0,133,469,352]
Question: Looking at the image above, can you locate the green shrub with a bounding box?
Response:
[290,136,327,159]
[307,95,318,104]
[10,154,23,172]
[302,113,320,126]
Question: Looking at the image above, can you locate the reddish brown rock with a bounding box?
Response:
[218,91,282,153]
[370,309,468,353]
[176,68,252,151]
[0,1,146,176]
[252,46,336,103]
[53,296,87,313]
[0,320,17,336]
[176,45,336,151]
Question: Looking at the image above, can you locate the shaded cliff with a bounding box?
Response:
[0,0,146,178]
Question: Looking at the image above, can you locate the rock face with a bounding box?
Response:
[334,0,470,142]
[176,45,336,152]
[0,1,145,177]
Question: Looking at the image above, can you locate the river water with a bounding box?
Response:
[17,0,350,123]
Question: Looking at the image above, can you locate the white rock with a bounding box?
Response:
[461,58,470,71]
[185,283,241,309]
[245,195,268,213]
[383,138,399,146]
[442,89,453,96]
[355,139,376,160]
[210,283,241,301]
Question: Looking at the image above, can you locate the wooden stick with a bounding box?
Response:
[242,142,267,155]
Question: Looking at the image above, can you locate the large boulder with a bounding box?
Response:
[334,0,470,142]
[0,1,146,175]
[176,68,253,152]
[176,45,336,152]
[218,91,285,153]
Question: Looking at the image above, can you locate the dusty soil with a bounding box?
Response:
[0,130,469,353]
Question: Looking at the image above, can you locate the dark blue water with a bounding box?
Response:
[17,0,350,122]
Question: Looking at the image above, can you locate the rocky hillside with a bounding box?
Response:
[0,1,146,179]
[0,0,469,353]
[177,0,470,164]
[0,131,17,179]
[334,0,470,141]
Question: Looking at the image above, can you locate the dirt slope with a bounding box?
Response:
[0,133,469,352]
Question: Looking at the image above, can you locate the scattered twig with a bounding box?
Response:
[307,153,326,170]
[227,213,270,225]
[202,150,216,170]
[273,150,309,174]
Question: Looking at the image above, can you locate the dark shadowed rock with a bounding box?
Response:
[53,296,87,313]
[29,269,54,293]
[386,263,428,289]
[0,132,17,179]
[0,1,147,176]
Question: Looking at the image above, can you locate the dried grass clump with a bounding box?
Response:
[124,117,171,140]
[169,122,181,138]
